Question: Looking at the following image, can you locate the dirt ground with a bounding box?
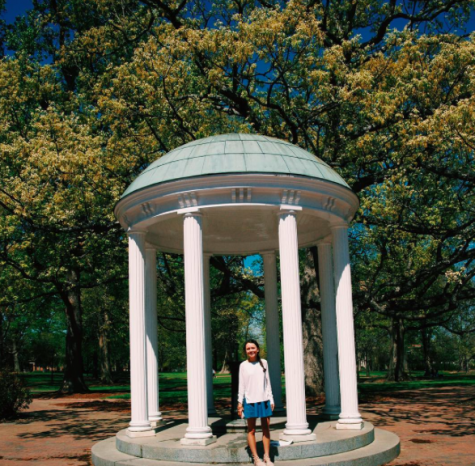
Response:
[0,385,474,466]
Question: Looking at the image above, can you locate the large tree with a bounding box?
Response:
[1,0,475,391]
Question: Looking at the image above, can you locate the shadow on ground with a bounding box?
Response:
[359,386,475,437]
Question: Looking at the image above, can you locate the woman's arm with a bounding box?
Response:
[237,362,245,416]
[265,360,274,407]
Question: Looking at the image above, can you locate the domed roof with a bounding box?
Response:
[122,134,349,198]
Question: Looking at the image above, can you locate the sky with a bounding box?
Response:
[4,0,32,24]
[4,0,475,32]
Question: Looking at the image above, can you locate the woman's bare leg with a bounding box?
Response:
[247,418,258,458]
[261,417,271,457]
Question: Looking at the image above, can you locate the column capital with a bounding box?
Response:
[145,242,156,251]
[330,221,349,231]
[317,236,333,247]
[127,228,147,238]
[278,205,302,216]
[177,206,201,216]
[260,250,276,257]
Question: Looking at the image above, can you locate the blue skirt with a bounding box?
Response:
[243,399,273,419]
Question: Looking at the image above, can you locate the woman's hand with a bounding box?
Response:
[237,403,243,417]
[271,404,275,412]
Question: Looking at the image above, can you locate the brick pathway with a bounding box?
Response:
[0,385,473,466]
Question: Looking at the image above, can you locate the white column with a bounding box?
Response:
[331,223,363,429]
[127,230,153,436]
[204,253,216,415]
[181,212,216,445]
[262,251,283,412]
[317,240,341,419]
[145,245,162,426]
[278,210,316,442]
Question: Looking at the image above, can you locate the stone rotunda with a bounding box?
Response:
[92,134,400,466]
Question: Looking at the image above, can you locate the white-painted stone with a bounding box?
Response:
[262,251,283,412]
[336,422,364,430]
[145,245,162,423]
[125,428,156,438]
[182,213,215,442]
[279,432,317,443]
[203,253,217,415]
[278,211,312,439]
[331,223,364,429]
[114,174,360,257]
[127,230,153,433]
[180,435,217,446]
[317,240,341,419]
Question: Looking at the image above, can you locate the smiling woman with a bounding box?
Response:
[238,339,274,466]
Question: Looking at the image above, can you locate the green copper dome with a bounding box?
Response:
[122,134,349,198]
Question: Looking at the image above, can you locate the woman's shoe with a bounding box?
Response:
[263,455,274,466]
[252,455,265,466]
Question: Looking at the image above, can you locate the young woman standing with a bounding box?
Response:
[237,339,274,466]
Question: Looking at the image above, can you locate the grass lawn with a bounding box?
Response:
[19,370,475,400]
[357,370,475,394]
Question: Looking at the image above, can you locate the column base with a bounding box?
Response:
[126,428,156,438]
[149,419,166,428]
[322,406,340,420]
[279,432,316,443]
[180,435,217,446]
[336,421,364,430]
[149,412,163,427]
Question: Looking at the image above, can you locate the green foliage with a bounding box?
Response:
[1,0,475,388]
[0,371,32,420]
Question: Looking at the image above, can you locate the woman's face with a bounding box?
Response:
[245,343,259,361]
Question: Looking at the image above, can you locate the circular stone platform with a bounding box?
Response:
[117,420,375,463]
[91,419,400,466]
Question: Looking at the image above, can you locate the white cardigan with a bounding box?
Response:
[238,359,274,405]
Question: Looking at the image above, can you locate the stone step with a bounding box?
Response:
[92,428,400,466]
[115,421,375,463]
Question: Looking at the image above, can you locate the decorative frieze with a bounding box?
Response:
[231,188,252,202]
[178,192,198,208]
[324,197,336,212]
[141,202,154,216]
[281,189,301,205]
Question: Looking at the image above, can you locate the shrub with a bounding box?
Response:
[0,371,32,420]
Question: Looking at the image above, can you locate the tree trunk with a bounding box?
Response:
[213,346,218,371]
[58,270,88,393]
[300,247,324,396]
[421,328,433,376]
[387,317,409,382]
[0,315,4,367]
[99,308,113,384]
[220,349,229,373]
[12,338,21,372]
[92,349,99,379]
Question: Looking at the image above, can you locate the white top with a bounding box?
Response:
[238,359,274,405]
